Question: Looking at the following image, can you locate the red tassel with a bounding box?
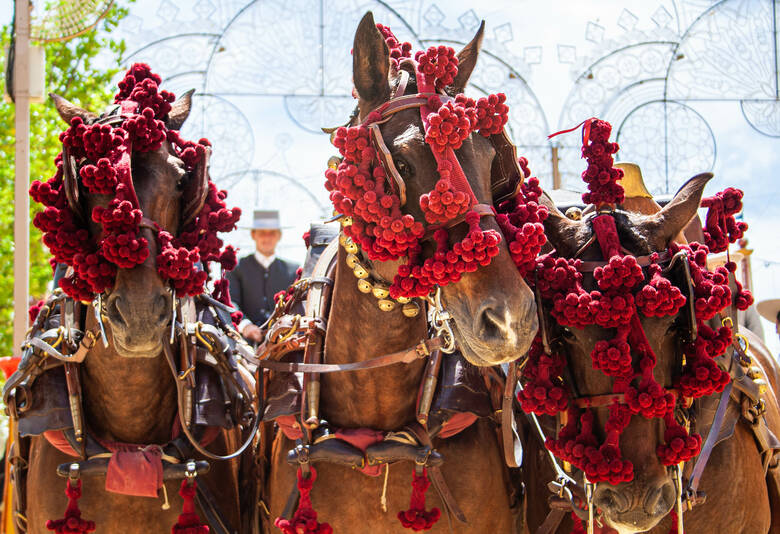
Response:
[46,479,96,533]
[171,480,209,534]
[668,509,682,534]
[571,512,587,534]
[398,468,441,531]
[275,467,332,534]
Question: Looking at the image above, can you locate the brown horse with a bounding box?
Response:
[14,91,246,533]
[263,13,537,533]
[521,176,780,534]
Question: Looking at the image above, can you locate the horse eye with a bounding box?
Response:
[394,157,413,179]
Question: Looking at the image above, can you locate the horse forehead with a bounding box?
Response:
[391,123,424,151]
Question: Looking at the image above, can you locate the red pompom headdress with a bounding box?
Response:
[30,64,241,303]
[518,118,752,484]
[325,26,546,299]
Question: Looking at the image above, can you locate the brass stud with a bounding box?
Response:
[402,302,420,318]
[396,296,411,304]
[372,285,390,299]
[353,264,369,279]
[357,279,372,293]
[378,299,396,312]
[346,254,360,269]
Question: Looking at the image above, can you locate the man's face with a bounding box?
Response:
[251,229,282,256]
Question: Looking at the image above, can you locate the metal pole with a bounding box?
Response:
[13,0,31,357]
[551,144,562,190]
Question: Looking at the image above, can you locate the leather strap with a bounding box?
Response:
[501,362,521,468]
[537,508,568,534]
[258,337,444,373]
[686,381,733,496]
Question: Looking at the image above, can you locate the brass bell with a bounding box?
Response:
[372,285,390,299]
[353,264,369,279]
[378,299,396,312]
[339,233,348,246]
[346,253,359,269]
[402,301,420,318]
[327,155,342,169]
[396,296,411,304]
[357,279,372,293]
[343,239,358,255]
[342,216,353,227]
[565,207,582,221]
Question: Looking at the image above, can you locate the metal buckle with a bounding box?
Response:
[92,294,109,347]
[429,287,456,354]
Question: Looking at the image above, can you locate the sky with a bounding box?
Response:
[5,0,780,353]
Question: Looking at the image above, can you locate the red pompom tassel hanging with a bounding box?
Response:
[46,479,96,533]
[171,480,209,534]
[397,468,441,531]
[275,467,332,534]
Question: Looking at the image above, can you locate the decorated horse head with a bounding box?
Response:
[32,64,240,357]
[328,12,545,365]
[15,64,248,533]
[520,118,757,532]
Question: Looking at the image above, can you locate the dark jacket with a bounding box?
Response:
[227,255,298,326]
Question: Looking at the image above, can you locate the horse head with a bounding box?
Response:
[39,67,238,359]
[537,172,713,532]
[344,12,538,365]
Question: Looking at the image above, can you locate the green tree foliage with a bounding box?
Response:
[0,4,130,356]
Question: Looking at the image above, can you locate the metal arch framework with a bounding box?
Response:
[557,0,779,195]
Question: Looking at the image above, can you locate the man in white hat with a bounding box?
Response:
[227,210,299,342]
[757,298,780,346]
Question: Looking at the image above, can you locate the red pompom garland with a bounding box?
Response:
[325,25,534,299]
[31,63,241,301]
[517,117,742,486]
[701,187,748,253]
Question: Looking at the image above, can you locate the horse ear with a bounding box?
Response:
[50,93,97,125]
[539,191,582,258]
[642,172,713,248]
[166,89,194,131]
[353,11,391,111]
[449,21,485,94]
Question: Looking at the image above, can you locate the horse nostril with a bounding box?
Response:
[594,487,629,514]
[154,294,169,323]
[476,304,511,342]
[107,295,128,327]
[644,480,676,516]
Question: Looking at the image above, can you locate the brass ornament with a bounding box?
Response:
[377,299,396,312]
[353,264,369,279]
[339,231,421,317]
[346,253,359,269]
[402,302,420,317]
[565,207,582,221]
[372,285,390,299]
[343,240,358,255]
[327,155,342,169]
[357,279,372,293]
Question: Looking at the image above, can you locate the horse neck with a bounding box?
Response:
[81,311,178,444]
[320,246,428,430]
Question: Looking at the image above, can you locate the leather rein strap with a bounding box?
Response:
[257,336,445,373]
